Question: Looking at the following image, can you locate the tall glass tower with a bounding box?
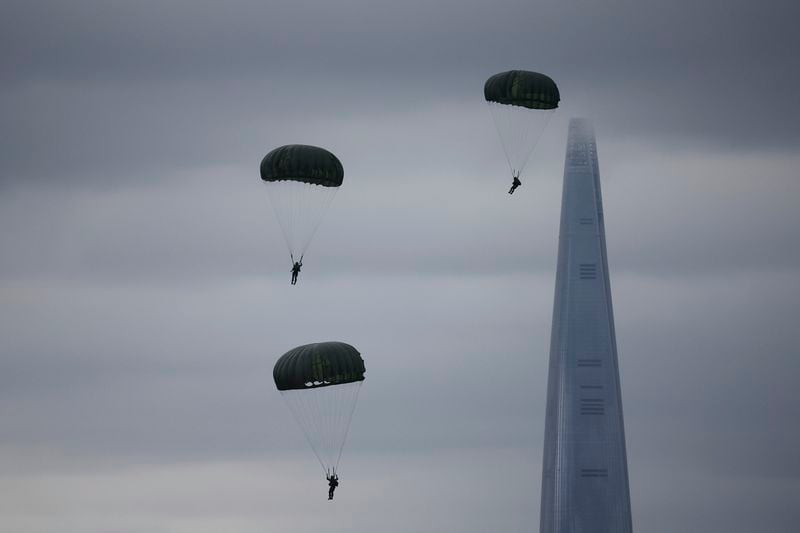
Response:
[540,119,633,533]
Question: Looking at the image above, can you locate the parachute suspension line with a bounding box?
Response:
[488,102,554,177]
[283,389,328,474]
[335,382,362,471]
[264,181,339,260]
[328,383,354,472]
[331,383,359,473]
[313,387,328,468]
[489,102,515,176]
[265,183,293,257]
[280,382,361,476]
[305,385,325,473]
[287,388,332,475]
[299,184,337,259]
[489,103,519,175]
[323,384,342,471]
[516,107,553,175]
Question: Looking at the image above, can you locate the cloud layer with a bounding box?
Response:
[1,0,799,531]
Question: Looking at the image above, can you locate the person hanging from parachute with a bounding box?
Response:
[508,172,522,195]
[260,145,343,281]
[327,471,339,500]
[290,254,303,285]
[484,70,560,196]
[273,341,366,501]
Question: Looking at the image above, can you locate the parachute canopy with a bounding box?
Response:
[484,70,560,110]
[274,341,365,476]
[260,144,344,187]
[274,341,366,391]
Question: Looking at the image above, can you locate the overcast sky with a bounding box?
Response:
[1,1,799,532]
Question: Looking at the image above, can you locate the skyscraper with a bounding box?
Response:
[540,119,633,533]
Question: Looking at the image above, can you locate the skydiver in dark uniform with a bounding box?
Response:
[508,172,522,195]
[290,255,303,285]
[327,473,339,500]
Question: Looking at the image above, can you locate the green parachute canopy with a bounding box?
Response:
[273,341,365,391]
[260,144,344,187]
[484,70,560,110]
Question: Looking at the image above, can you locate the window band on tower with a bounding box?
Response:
[579,263,597,279]
[580,468,609,478]
[580,398,605,415]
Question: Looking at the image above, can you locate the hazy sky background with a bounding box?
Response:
[1,1,799,532]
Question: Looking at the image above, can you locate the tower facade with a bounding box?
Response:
[539,119,633,533]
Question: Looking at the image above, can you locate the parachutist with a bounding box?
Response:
[290,258,303,285]
[261,145,343,273]
[485,71,559,193]
[327,473,339,500]
[274,342,365,489]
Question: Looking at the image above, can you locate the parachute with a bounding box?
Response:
[274,341,365,476]
[484,70,560,182]
[260,145,343,260]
